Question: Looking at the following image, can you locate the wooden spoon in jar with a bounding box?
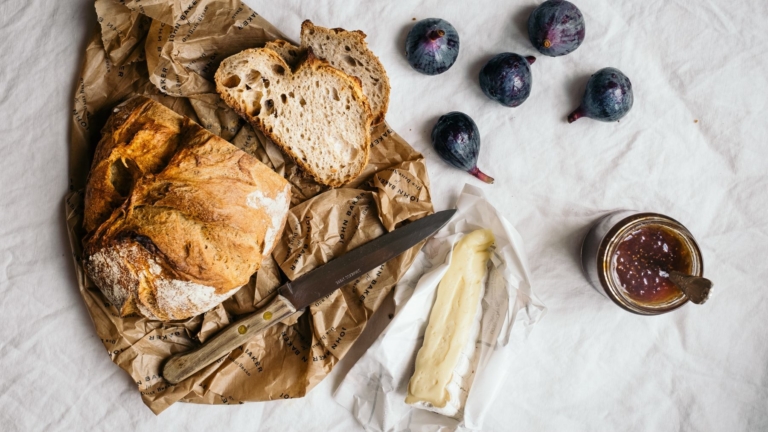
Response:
[668,271,713,305]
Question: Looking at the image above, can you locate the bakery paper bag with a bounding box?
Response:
[66,0,434,414]
[333,184,546,431]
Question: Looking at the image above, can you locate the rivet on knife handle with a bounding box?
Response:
[162,294,297,385]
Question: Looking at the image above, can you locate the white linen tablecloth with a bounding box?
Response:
[1,0,766,430]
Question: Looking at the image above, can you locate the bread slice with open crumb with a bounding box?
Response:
[265,21,390,125]
[301,21,390,125]
[215,48,372,187]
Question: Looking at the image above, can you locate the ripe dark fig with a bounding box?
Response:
[479,53,536,107]
[568,67,633,123]
[432,112,494,184]
[527,0,585,57]
[405,18,460,75]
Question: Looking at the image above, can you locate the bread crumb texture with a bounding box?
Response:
[300,20,390,126]
[216,47,372,187]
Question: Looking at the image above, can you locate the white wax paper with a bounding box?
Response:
[334,184,545,431]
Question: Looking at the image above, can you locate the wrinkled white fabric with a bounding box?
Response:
[0,0,766,431]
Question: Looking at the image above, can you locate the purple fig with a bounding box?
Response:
[479,53,536,107]
[432,112,494,183]
[568,67,633,123]
[405,18,460,75]
[528,0,585,57]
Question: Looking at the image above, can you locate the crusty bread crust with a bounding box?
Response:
[215,47,373,188]
[83,97,185,233]
[83,96,291,321]
[264,40,303,69]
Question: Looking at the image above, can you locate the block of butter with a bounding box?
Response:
[405,228,495,417]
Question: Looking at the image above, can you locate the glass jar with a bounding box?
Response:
[580,211,704,315]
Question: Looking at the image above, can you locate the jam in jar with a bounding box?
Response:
[613,224,692,305]
[581,211,703,315]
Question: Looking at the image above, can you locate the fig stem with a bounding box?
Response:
[525,56,536,65]
[428,30,445,41]
[469,167,494,184]
[567,107,585,123]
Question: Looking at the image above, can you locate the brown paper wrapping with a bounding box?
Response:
[65,0,433,414]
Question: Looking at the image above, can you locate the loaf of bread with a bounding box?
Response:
[83,96,291,321]
[265,20,390,125]
[215,47,373,187]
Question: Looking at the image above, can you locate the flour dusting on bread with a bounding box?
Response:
[152,275,235,321]
[87,245,140,315]
[247,184,291,254]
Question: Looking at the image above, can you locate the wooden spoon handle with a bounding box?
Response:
[162,294,297,385]
[669,271,713,305]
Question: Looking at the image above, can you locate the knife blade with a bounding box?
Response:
[162,209,456,384]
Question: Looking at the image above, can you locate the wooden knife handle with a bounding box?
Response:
[162,294,297,385]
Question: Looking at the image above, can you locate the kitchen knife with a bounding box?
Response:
[162,209,456,384]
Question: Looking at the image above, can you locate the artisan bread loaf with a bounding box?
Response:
[215,48,372,187]
[265,21,390,125]
[83,96,291,321]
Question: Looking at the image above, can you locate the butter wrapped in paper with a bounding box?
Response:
[333,185,546,431]
[65,0,432,414]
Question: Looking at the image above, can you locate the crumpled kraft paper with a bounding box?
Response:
[65,0,433,414]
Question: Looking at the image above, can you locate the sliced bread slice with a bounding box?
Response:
[215,48,372,187]
[301,21,390,125]
[265,22,390,125]
[264,39,303,69]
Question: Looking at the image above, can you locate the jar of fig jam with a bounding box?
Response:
[581,211,704,315]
